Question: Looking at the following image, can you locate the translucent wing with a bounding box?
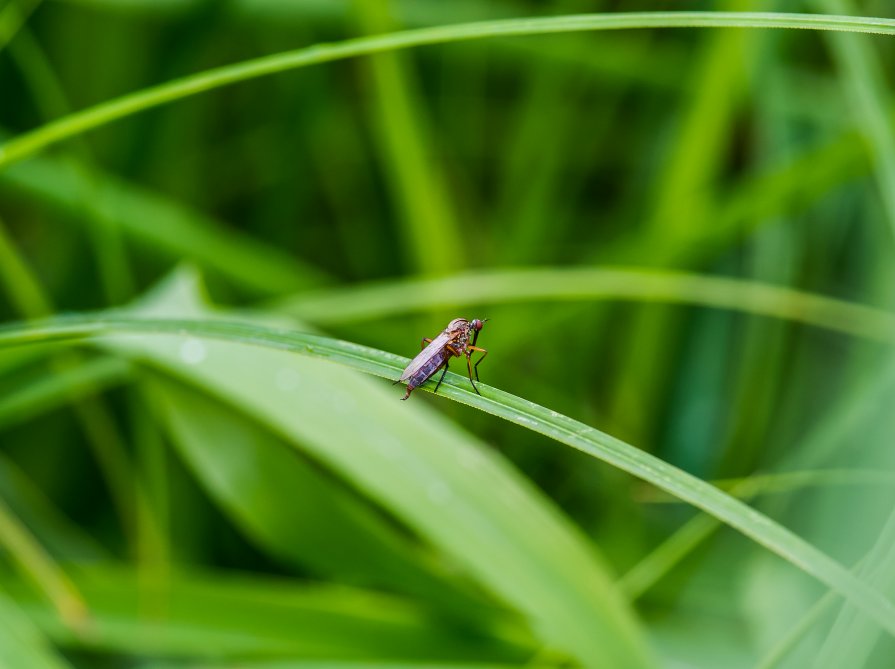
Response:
[399,330,455,382]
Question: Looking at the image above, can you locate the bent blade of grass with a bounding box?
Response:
[274,267,895,342]
[0,316,894,636]
[4,12,895,167]
[147,376,508,620]
[100,269,650,668]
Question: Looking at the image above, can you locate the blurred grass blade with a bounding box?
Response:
[353,0,464,275]
[0,455,106,562]
[0,356,129,431]
[817,0,895,243]
[4,12,895,167]
[0,314,894,636]
[275,267,895,341]
[812,506,895,668]
[147,375,505,619]
[0,495,88,630]
[0,214,51,317]
[0,150,328,295]
[0,0,41,54]
[0,591,74,669]
[114,270,652,668]
[6,564,528,662]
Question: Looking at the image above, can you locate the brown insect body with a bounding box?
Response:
[397,318,487,400]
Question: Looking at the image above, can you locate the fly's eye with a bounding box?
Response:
[472,319,484,331]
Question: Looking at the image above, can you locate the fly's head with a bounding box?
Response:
[469,318,487,348]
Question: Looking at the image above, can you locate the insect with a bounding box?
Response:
[396,318,488,400]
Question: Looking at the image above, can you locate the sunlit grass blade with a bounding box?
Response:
[3,12,895,167]
[274,267,895,341]
[0,314,893,635]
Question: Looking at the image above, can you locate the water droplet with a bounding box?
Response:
[179,338,206,365]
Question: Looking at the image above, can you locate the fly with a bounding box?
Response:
[395,318,488,400]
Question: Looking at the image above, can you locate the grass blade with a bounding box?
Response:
[4,12,895,167]
[147,375,502,618]
[0,592,74,669]
[817,0,895,243]
[275,267,895,341]
[0,314,893,636]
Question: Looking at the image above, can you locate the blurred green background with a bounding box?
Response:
[2,0,895,667]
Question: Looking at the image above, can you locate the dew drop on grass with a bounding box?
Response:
[179,338,206,365]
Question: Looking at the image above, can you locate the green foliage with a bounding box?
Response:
[2,3,895,668]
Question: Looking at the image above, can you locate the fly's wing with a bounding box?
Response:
[399,330,454,381]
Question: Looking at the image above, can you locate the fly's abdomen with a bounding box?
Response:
[407,350,449,389]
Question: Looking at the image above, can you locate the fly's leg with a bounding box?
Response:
[433,361,449,394]
[465,354,480,395]
[420,337,432,350]
[468,346,488,382]
[401,384,414,400]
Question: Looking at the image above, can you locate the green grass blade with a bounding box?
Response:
[817,0,895,243]
[147,376,503,618]
[3,12,895,167]
[0,455,107,562]
[0,591,74,669]
[0,314,893,635]
[6,564,527,662]
[0,496,88,630]
[353,0,464,275]
[274,267,895,341]
[0,214,52,317]
[114,271,650,668]
[0,356,129,431]
[0,151,328,294]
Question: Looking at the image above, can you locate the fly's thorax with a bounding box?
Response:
[443,318,471,355]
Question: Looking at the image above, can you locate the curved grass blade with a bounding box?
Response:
[147,375,507,621]
[3,12,895,167]
[118,270,649,668]
[275,267,895,342]
[0,315,893,636]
